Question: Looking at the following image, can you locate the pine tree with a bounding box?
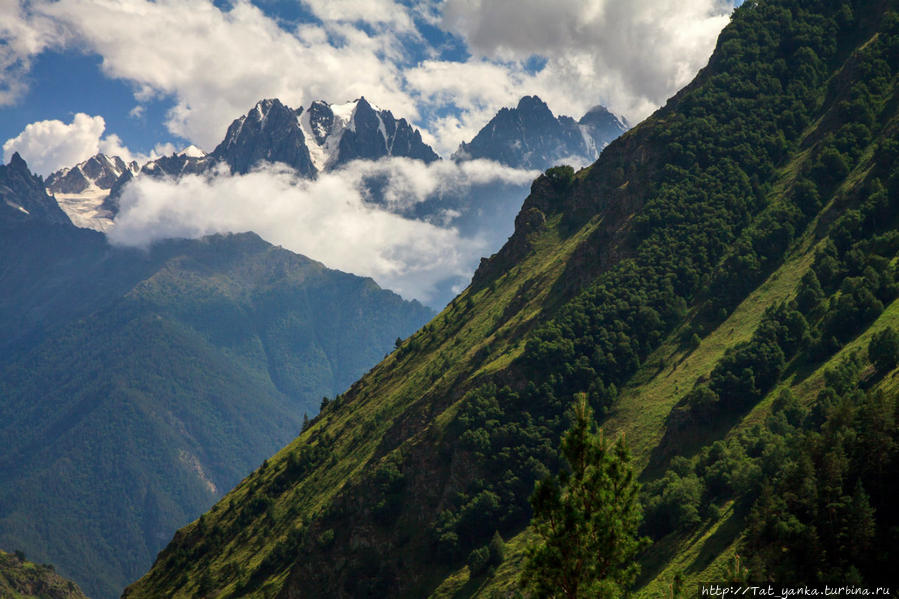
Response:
[488,530,506,567]
[796,270,825,314]
[521,395,648,599]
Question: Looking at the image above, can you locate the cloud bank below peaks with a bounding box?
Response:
[107,158,537,305]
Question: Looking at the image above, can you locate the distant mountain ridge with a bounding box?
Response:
[50,96,625,232]
[89,97,440,221]
[0,154,434,599]
[453,95,628,170]
[40,97,626,310]
[46,153,138,194]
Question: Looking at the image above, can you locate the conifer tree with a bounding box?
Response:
[521,395,648,598]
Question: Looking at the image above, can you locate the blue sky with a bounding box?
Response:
[0,0,473,159]
[2,0,736,176]
[0,50,174,156]
[0,0,740,304]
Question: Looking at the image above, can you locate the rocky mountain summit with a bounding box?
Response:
[48,96,625,233]
[46,153,138,195]
[45,153,139,230]
[454,95,627,170]
[212,98,316,176]
[213,97,438,176]
[93,97,439,220]
[1,153,71,226]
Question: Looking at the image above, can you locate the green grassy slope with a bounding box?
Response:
[124,1,899,597]
[123,191,609,599]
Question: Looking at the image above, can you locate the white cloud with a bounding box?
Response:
[406,60,532,155]
[437,0,733,124]
[107,158,536,304]
[345,156,537,213]
[2,113,162,175]
[28,0,417,150]
[0,1,64,105]
[4,0,734,163]
[3,113,107,176]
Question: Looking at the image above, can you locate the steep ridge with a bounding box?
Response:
[124,0,899,597]
[0,157,433,599]
[101,146,213,218]
[0,152,71,226]
[139,146,211,178]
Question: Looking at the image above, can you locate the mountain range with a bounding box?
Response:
[454,95,627,169]
[0,153,433,599]
[47,96,626,233]
[0,91,628,597]
[9,0,897,596]
[118,0,899,597]
[211,96,439,177]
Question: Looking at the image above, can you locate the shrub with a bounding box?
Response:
[467,546,490,577]
[868,327,899,374]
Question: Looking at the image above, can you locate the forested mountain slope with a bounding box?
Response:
[0,163,432,599]
[124,0,899,596]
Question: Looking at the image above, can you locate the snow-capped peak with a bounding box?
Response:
[177,145,206,159]
[330,100,359,134]
[298,99,360,171]
[46,153,134,195]
[44,152,137,231]
[212,96,438,176]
